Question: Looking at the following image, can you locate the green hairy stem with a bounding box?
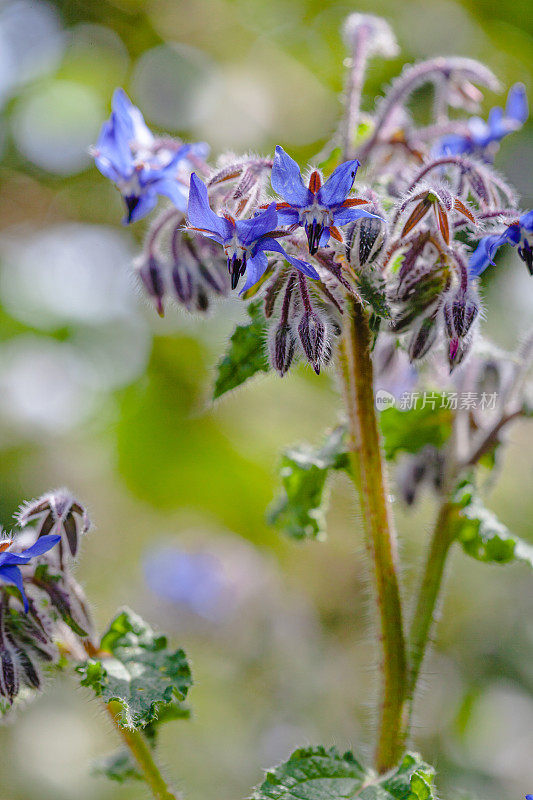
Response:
[339,297,408,771]
[106,700,178,800]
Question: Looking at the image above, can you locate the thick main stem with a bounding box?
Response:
[340,297,408,771]
[106,701,178,800]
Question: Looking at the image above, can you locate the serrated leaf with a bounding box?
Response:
[453,483,533,567]
[213,300,269,399]
[268,427,350,540]
[77,608,192,729]
[251,747,435,800]
[380,399,452,460]
[92,748,143,784]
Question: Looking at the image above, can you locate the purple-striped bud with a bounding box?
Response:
[298,312,327,374]
[172,261,194,305]
[408,313,439,361]
[443,286,479,339]
[139,256,165,317]
[270,324,296,377]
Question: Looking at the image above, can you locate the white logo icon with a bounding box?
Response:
[375,389,395,411]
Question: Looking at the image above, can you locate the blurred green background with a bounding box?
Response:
[0,0,532,798]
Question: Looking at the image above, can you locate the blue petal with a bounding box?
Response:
[122,191,158,225]
[236,203,278,246]
[506,83,528,125]
[94,118,133,181]
[0,564,28,611]
[18,534,61,559]
[112,88,153,148]
[187,174,231,241]
[275,207,300,225]
[271,146,311,207]
[468,233,507,277]
[436,134,472,156]
[318,159,360,207]
[239,251,269,294]
[258,237,320,280]
[155,178,188,212]
[333,207,384,227]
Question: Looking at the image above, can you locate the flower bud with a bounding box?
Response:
[171,261,194,305]
[442,286,479,339]
[139,256,165,317]
[270,324,296,377]
[447,336,471,371]
[408,313,438,361]
[345,216,385,272]
[342,13,399,58]
[0,643,19,703]
[17,490,90,559]
[298,312,327,374]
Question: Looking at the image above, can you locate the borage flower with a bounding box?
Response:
[437,83,528,158]
[92,88,208,224]
[270,146,381,254]
[187,174,319,292]
[0,534,60,611]
[469,210,533,277]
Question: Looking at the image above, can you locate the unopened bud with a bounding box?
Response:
[172,262,194,305]
[345,216,385,272]
[139,256,165,317]
[342,13,399,58]
[270,324,296,377]
[443,286,479,339]
[408,314,438,361]
[17,490,90,559]
[0,644,19,703]
[298,312,327,373]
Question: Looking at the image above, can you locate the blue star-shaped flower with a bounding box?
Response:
[0,534,60,611]
[270,146,381,254]
[187,174,320,292]
[92,88,208,224]
[469,210,533,277]
[437,83,528,158]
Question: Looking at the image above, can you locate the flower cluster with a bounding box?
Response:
[0,491,92,709]
[92,24,530,377]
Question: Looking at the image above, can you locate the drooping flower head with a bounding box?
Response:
[469,210,533,277]
[92,88,208,224]
[437,83,528,158]
[0,534,60,611]
[187,174,319,292]
[270,146,382,254]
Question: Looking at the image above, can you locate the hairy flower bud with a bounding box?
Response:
[139,255,165,317]
[270,324,296,377]
[345,216,385,272]
[298,312,327,374]
[442,286,479,339]
[408,313,439,361]
[342,13,399,58]
[17,490,90,559]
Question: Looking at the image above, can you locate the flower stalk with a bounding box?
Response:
[106,700,178,800]
[339,296,408,771]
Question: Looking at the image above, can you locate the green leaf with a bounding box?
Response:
[357,273,391,320]
[453,483,533,567]
[268,427,350,540]
[380,398,453,460]
[77,608,192,729]
[92,749,143,784]
[213,300,269,399]
[251,747,435,800]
